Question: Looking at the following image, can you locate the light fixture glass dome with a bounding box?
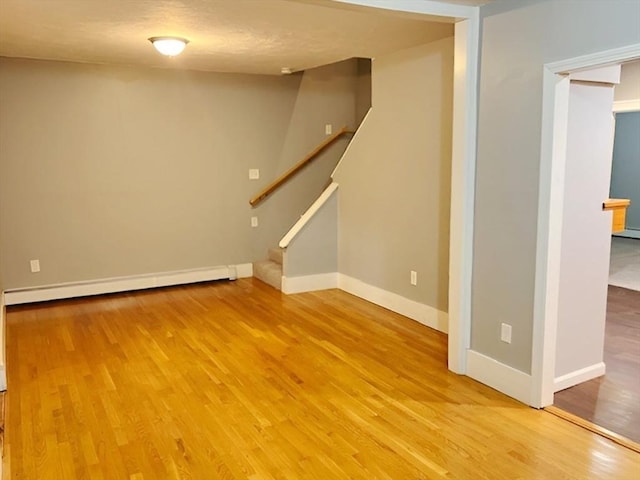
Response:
[148,37,189,56]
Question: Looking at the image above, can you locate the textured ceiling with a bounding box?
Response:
[0,0,477,75]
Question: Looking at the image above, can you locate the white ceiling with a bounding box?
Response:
[0,0,485,75]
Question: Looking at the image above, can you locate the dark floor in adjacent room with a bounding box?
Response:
[554,285,640,443]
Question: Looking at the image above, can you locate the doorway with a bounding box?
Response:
[532,45,640,407]
[533,48,640,447]
[552,69,640,443]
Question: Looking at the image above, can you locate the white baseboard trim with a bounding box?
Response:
[0,292,6,391]
[466,349,532,405]
[4,263,253,306]
[282,273,338,294]
[554,362,606,392]
[235,263,254,279]
[337,274,448,333]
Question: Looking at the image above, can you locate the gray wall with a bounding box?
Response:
[611,112,640,230]
[0,58,358,289]
[283,189,338,277]
[473,0,640,374]
[355,58,372,125]
[334,37,453,312]
[252,59,357,259]
[555,80,616,380]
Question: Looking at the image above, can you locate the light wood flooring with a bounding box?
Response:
[554,285,640,443]
[3,279,640,479]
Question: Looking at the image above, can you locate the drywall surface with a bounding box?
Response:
[0,58,357,289]
[611,112,640,230]
[473,0,640,373]
[615,59,640,103]
[251,59,357,261]
[355,58,372,125]
[555,81,615,380]
[333,37,453,311]
[284,189,338,277]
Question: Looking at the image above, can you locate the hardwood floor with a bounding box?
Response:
[554,285,640,443]
[4,279,640,479]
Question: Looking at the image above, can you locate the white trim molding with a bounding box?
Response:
[546,44,640,75]
[282,273,448,333]
[331,0,476,20]
[282,273,338,294]
[554,362,606,393]
[448,13,479,374]
[613,99,640,113]
[0,292,6,391]
[466,350,532,405]
[531,71,571,408]
[235,263,254,279]
[4,263,253,306]
[338,274,448,333]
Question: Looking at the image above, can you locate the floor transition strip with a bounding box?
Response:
[544,405,640,454]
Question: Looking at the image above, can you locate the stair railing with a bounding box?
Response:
[249,126,353,207]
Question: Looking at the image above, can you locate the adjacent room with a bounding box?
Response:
[552,59,640,444]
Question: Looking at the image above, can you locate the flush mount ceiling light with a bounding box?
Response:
[148,36,189,56]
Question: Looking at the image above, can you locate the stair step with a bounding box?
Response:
[268,247,283,265]
[253,260,282,291]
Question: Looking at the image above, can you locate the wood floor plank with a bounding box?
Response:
[3,279,640,479]
[554,285,640,443]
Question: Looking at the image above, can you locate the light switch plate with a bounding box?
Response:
[501,323,512,344]
[30,259,40,273]
[249,169,260,180]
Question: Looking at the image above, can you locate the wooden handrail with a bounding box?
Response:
[249,126,354,207]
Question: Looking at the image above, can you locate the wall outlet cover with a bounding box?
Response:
[500,323,512,344]
[30,259,41,273]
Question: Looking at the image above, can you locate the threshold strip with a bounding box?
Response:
[544,405,640,454]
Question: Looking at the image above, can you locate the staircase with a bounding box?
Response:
[249,127,354,293]
[253,247,283,290]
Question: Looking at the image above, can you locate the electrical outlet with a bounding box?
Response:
[30,259,40,273]
[249,169,260,180]
[501,323,512,344]
[325,124,333,135]
[251,217,258,227]
[410,270,417,286]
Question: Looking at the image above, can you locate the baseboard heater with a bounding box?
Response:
[3,263,253,306]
